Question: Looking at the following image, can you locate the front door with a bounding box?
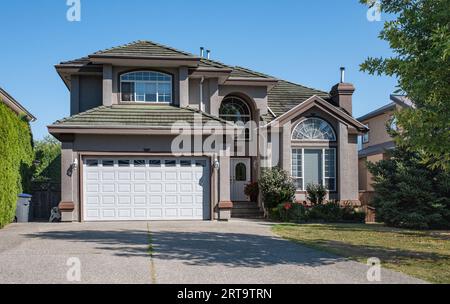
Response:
[230,158,251,202]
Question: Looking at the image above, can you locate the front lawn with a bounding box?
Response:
[272,223,450,283]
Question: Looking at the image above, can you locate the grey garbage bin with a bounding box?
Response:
[16,194,32,223]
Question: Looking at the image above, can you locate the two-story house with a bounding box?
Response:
[358,95,413,193]
[48,40,367,222]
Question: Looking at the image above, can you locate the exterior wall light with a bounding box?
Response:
[213,159,220,170]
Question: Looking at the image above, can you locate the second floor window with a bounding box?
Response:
[120,71,172,103]
[362,124,369,143]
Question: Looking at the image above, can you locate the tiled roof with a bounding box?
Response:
[51,105,230,128]
[267,81,330,117]
[91,40,195,58]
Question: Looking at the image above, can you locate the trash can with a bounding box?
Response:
[16,194,32,223]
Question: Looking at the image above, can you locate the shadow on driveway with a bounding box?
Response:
[25,228,348,268]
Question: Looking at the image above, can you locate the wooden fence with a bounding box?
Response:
[359,191,376,223]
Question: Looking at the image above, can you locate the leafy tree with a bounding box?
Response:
[33,136,61,183]
[368,147,450,229]
[259,167,296,209]
[360,0,450,170]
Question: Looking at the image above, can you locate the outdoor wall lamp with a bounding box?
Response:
[72,158,78,170]
[67,159,78,177]
[213,159,220,170]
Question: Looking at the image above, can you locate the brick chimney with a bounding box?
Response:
[330,67,355,115]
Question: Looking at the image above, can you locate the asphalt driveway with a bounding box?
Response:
[0,220,425,284]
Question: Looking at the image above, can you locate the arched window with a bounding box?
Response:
[120,71,172,103]
[292,118,336,141]
[235,163,247,181]
[219,97,251,123]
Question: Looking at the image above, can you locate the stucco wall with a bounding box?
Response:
[359,153,384,191]
[361,111,394,149]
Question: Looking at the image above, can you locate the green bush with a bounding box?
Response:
[368,147,450,229]
[306,183,327,205]
[259,167,296,209]
[0,102,33,228]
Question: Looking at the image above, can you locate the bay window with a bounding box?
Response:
[291,148,336,191]
[291,118,337,191]
[120,71,172,103]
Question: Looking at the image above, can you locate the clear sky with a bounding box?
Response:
[0,0,396,140]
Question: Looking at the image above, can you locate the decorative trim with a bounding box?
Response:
[218,201,233,209]
[58,201,75,212]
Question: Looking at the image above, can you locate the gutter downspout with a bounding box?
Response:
[200,77,205,112]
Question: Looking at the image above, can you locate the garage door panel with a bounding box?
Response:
[134,172,146,180]
[103,196,116,205]
[150,195,163,205]
[133,196,147,205]
[101,172,115,181]
[150,172,162,180]
[86,196,100,206]
[118,184,132,193]
[83,157,210,221]
[165,183,178,192]
[134,184,146,193]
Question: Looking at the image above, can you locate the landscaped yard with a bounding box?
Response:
[272,223,450,283]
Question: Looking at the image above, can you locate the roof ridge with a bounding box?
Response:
[92,40,196,57]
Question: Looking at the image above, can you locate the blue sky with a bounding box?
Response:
[0,0,396,140]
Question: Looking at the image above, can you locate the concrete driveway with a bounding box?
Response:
[0,220,425,284]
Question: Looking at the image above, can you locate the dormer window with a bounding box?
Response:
[120,71,172,103]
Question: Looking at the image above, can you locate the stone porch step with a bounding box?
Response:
[231,202,264,219]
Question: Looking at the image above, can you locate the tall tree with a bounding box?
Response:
[360,0,450,170]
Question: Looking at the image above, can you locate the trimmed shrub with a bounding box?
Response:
[273,201,366,224]
[259,167,296,209]
[306,183,327,205]
[308,201,342,222]
[0,102,33,228]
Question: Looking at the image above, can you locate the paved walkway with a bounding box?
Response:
[0,220,425,284]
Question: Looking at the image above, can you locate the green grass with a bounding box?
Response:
[272,223,450,283]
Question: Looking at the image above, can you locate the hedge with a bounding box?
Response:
[0,101,33,228]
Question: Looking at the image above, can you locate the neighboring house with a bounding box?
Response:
[358,95,413,192]
[0,87,36,122]
[48,40,367,222]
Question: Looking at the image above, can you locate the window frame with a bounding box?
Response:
[362,124,370,143]
[291,148,337,192]
[120,71,173,104]
[219,96,252,141]
[292,118,337,142]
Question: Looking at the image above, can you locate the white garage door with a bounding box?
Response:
[83,157,210,221]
